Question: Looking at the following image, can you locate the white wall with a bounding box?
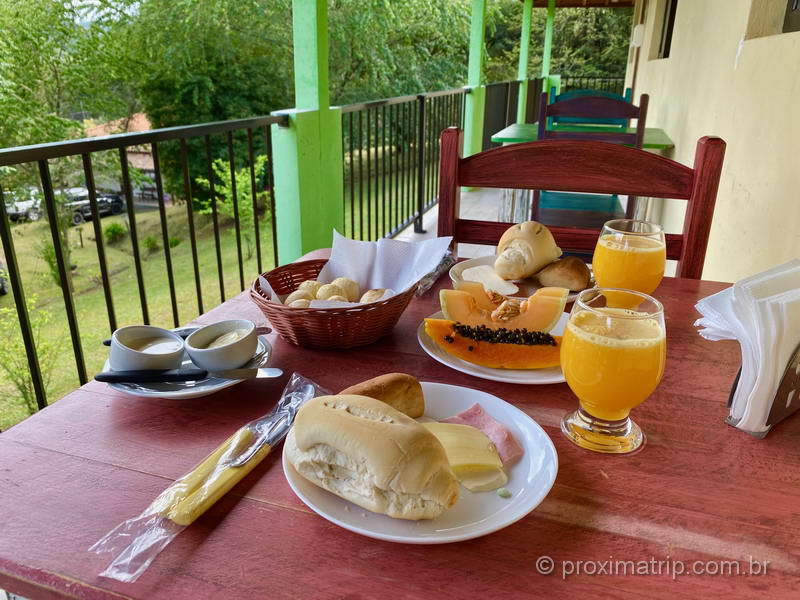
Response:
[627,0,800,282]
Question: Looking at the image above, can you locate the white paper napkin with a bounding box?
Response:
[695,259,800,435]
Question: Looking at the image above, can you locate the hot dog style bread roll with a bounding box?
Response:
[338,373,424,418]
[494,221,562,280]
[284,394,459,520]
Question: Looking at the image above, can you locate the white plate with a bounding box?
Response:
[417,311,567,384]
[282,381,558,544]
[449,255,592,302]
[102,338,272,399]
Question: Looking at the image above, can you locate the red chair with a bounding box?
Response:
[436,128,725,279]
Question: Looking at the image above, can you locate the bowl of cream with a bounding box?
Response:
[185,319,258,372]
[109,325,185,371]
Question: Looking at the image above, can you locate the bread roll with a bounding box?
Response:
[325,295,348,302]
[332,277,360,302]
[285,289,313,305]
[359,288,387,304]
[288,299,311,308]
[284,395,458,520]
[494,221,562,280]
[297,280,323,297]
[339,373,424,417]
[316,283,345,300]
[536,256,591,291]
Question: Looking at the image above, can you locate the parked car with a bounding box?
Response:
[4,189,42,222]
[0,260,8,295]
[62,188,125,225]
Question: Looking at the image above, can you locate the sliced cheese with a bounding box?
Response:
[423,422,507,492]
[461,265,519,296]
[458,465,508,492]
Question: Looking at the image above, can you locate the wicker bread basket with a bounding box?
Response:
[250,259,419,349]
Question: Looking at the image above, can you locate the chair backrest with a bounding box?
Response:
[538,92,649,149]
[436,128,726,279]
[548,87,633,127]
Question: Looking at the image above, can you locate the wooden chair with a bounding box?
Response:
[548,87,633,128]
[537,91,648,148]
[436,127,725,279]
[535,91,649,220]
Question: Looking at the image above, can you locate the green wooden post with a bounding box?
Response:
[541,0,556,92]
[271,0,343,264]
[516,0,533,123]
[463,0,487,157]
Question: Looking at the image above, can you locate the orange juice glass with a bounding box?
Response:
[560,288,666,454]
[593,220,666,298]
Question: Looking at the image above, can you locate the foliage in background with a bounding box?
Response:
[36,240,61,288]
[143,235,159,254]
[485,2,632,83]
[328,0,472,105]
[104,222,126,244]
[195,154,268,260]
[0,296,58,415]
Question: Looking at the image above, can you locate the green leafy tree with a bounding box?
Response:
[484,3,633,83]
[195,154,269,260]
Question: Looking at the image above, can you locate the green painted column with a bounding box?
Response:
[271,0,343,264]
[541,0,556,92]
[516,0,533,123]
[463,0,487,157]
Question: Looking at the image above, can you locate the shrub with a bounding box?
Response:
[104,222,126,244]
[143,235,159,253]
[168,236,182,248]
[36,240,61,288]
[0,296,58,415]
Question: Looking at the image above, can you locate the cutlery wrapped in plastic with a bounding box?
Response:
[89,372,327,583]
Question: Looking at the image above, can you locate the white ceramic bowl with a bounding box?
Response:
[185,320,258,372]
[109,325,185,371]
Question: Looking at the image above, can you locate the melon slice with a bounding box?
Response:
[424,319,562,370]
[454,280,506,311]
[440,287,567,333]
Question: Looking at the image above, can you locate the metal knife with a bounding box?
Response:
[94,366,283,384]
[101,325,272,346]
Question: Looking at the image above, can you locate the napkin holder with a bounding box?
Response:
[726,340,800,438]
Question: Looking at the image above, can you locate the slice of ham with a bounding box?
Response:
[442,403,524,466]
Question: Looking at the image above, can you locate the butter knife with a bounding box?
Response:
[94,366,283,384]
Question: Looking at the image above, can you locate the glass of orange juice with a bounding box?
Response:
[560,288,666,454]
[593,219,666,296]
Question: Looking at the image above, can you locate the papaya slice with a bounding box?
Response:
[424,318,561,370]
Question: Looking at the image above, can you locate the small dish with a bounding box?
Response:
[186,320,258,372]
[103,337,272,399]
[109,325,185,371]
[449,255,591,303]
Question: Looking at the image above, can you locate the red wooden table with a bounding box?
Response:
[2,251,799,599]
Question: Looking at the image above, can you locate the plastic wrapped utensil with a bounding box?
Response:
[89,373,327,582]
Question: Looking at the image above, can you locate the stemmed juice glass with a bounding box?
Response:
[593,219,666,297]
[560,288,666,454]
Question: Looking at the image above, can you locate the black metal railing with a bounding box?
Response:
[0,115,286,411]
[559,76,626,96]
[340,87,466,241]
